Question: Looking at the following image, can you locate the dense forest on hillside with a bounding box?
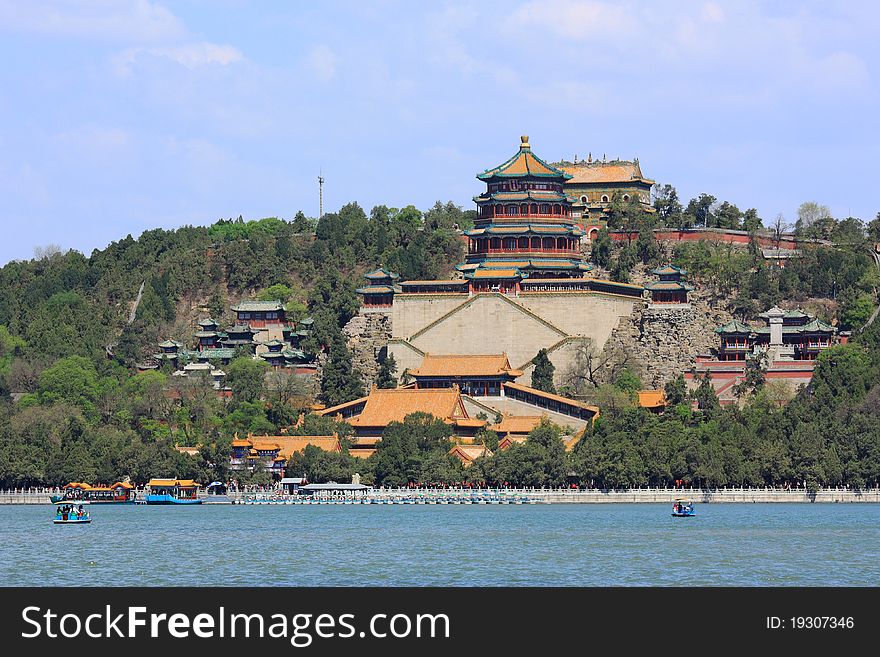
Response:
[2,187,880,490]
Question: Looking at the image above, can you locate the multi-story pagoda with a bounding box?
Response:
[194,318,222,349]
[356,269,401,308]
[460,136,591,286]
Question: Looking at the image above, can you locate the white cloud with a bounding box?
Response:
[113,42,244,75]
[505,0,634,41]
[700,2,725,23]
[0,0,186,43]
[56,125,131,151]
[306,45,338,81]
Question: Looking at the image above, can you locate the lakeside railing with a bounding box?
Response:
[3,485,880,504]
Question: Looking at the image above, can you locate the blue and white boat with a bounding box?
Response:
[54,501,91,524]
[145,478,203,505]
[671,499,696,517]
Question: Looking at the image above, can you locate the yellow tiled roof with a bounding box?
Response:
[453,418,488,428]
[448,444,492,464]
[492,415,544,435]
[411,353,517,378]
[471,268,521,278]
[251,441,281,452]
[498,435,528,450]
[350,448,376,459]
[480,261,531,268]
[248,435,341,459]
[638,390,667,409]
[558,160,654,185]
[348,387,471,428]
[148,478,199,488]
[478,137,569,180]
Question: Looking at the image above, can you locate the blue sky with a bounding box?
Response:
[0,0,878,264]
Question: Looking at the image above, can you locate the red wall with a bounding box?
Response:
[611,229,802,250]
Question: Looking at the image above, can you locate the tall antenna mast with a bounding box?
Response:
[318,171,324,220]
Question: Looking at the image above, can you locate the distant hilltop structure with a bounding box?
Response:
[555,153,655,240]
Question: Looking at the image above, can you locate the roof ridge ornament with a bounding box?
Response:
[520,135,530,150]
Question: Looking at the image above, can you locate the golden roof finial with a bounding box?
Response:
[520,135,530,149]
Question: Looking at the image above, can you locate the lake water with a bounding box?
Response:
[2,503,879,586]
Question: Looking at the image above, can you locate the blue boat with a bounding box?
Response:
[145,478,203,505]
[671,499,696,517]
[54,501,91,524]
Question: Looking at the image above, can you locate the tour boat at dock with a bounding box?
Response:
[145,479,203,505]
[51,481,137,504]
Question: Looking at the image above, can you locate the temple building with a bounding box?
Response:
[195,318,223,349]
[231,300,286,328]
[646,265,694,305]
[221,323,259,351]
[147,300,316,374]
[351,137,647,395]
[493,415,543,447]
[461,135,591,287]
[688,306,840,405]
[356,269,401,309]
[448,444,492,467]
[230,434,341,476]
[715,307,837,362]
[555,155,655,235]
[409,353,522,396]
[317,386,487,440]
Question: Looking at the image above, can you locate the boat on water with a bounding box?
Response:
[671,499,696,517]
[50,481,137,504]
[145,478,203,505]
[54,501,91,524]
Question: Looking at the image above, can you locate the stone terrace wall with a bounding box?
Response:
[597,265,733,388]
[342,310,392,389]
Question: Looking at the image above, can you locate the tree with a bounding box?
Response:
[590,227,613,268]
[684,194,716,228]
[373,412,455,486]
[320,338,365,406]
[612,369,642,395]
[839,291,876,331]
[375,352,398,389]
[531,349,555,393]
[653,184,683,227]
[794,202,833,238]
[635,228,661,266]
[742,208,763,232]
[692,372,721,416]
[715,201,743,229]
[257,283,297,303]
[37,356,102,416]
[733,351,768,398]
[664,374,688,406]
[561,340,631,397]
[291,210,314,233]
[225,357,269,404]
[866,212,880,242]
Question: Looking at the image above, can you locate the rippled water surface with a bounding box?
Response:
[2,504,879,586]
